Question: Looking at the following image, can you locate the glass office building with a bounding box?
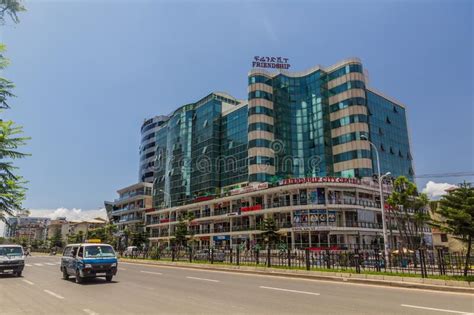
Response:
[151,58,414,209]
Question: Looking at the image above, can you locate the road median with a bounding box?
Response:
[119,258,473,294]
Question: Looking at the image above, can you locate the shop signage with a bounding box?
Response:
[252,56,291,70]
[213,235,230,241]
[293,210,336,226]
[241,204,263,212]
[279,177,361,186]
[230,183,269,196]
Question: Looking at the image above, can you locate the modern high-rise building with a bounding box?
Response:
[145,58,422,250]
[139,115,169,183]
[151,58,414,208]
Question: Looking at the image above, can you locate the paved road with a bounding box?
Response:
[0,256,472,315]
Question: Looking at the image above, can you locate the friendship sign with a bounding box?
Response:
[252,56,291,69]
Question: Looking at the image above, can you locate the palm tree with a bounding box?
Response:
[0,3,29,225]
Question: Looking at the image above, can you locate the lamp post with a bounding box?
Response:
[360,134,391,266]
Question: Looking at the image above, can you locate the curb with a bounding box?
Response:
[119,258,474,294]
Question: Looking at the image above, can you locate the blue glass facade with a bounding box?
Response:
[153,93,247,208]
[366,90,414,180]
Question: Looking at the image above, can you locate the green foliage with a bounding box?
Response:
[434,182,474,276]
[386,176,429,249]
[49,228,63,248]
[130,223,148,249]
[0,7,29,225]
[0,0,25,24]
[260,217,280,246]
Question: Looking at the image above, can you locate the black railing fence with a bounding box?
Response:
[121,246,473,278]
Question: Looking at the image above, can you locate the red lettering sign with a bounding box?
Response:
[241,204,262,212]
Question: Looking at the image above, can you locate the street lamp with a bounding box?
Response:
[360,134,391,266]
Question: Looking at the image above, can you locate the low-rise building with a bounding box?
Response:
[4,216,50,242]
[105,182,153,231]
[146,177,432,250]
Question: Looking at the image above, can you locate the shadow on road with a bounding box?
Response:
[64,277,118,285]
[0,273,22,279]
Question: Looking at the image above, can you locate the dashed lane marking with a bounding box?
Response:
[140,271,163,275]
[186,276,220,283]
[25,264,32,267]
[401,304,473,314]
[43,289,64,299]
[22,279,34,285]
[34,263,43,266]
[259,286,320,296]
[83,309,99,315]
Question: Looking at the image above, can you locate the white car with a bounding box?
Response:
[123,246,139,257]
[0,245,25,277]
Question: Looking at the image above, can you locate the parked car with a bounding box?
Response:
[123,246,139,257]
[60,243,118,283]
[0,245,25,277]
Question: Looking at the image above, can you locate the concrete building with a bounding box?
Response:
[46,217,107,244]
[105,182,153,232]
[4,216,50,242]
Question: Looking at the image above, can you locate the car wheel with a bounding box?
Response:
[105,275,113,282]
[75,270,83,284]
[16,271,22,277]
[62,269,69,280]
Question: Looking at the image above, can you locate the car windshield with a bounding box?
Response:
[0,247,23,257]
[84,245,115,258]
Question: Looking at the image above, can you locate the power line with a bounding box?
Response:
[413,172,474,179]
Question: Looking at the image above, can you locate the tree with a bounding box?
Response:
[174,218,188,248]
[49,228,63,249]
[0,1,26,25]
[260,217,280,248]
[386,176,430,250]
[0,2,28,226]
[130,223,148,250]
[433,182,474,277]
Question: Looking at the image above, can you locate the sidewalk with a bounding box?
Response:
[119,258,474,294]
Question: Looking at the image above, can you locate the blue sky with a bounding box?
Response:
[1,0,473,214]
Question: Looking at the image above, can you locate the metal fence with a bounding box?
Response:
[121,247,473,278]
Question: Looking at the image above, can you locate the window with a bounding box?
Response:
[380,144,385,152]
[379,127,384,135]
[386,116,391,124]
[390,147,395,155]
[393,106,398,113]
[440,234,448,242]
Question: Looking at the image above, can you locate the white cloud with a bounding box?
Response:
[422,181,457,200]
[1,208,107,236]
[27,207,107,221]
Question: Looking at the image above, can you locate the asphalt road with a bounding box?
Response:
[0,256,472,315]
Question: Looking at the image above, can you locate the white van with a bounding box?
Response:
[0,245,25,277]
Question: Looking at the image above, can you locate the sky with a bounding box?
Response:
[0,0,472,231]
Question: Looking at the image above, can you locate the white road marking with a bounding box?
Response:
[259,286,320,296]
[186,276,220,283]
[140,271,163,275]
[25,264,32,267]
[119,261,472,296]
[45,263,56,266]
[401,304,473,314]
[43,289,64,299]
[34,263,43,266]
[22,279,34,285]
[83,309,99,315]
